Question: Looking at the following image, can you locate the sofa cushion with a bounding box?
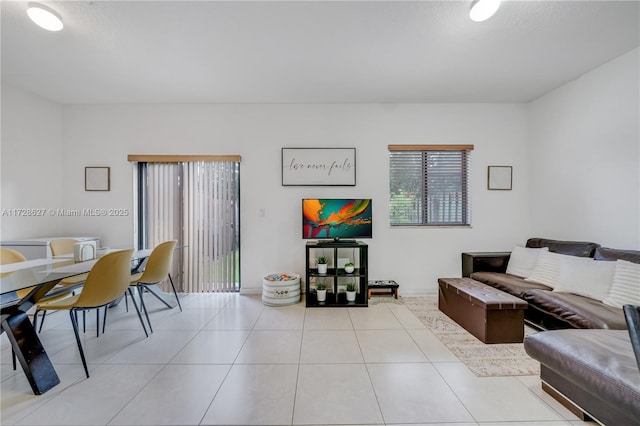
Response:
[526,238,600,258]
[554,259,615,301]
[525,250,592,289]
[505,246,548,278]
[524,289,627,329]
[470,271,551,298]
[524,329,640,424]
[594,247,640,263]
[603,260,640,309]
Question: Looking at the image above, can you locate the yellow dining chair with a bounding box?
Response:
[37,249,148,378]
[49,238,80,257]
[31,239,90,332]
[1,247,77,326]
[2,248,29,371]
[1,248,76,370]
[0,247,27,265]
[128,240,181,332]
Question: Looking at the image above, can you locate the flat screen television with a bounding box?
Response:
[302,198,372,240]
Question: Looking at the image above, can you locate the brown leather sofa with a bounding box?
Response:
[466,239,640,424]
[523,306,640,425]
[466,238,639,330]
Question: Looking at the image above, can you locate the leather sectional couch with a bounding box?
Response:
[464,238,640,425]
[466,237,638,330]
[524,325,640,425]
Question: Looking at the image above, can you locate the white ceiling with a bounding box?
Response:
[1,1,638,104]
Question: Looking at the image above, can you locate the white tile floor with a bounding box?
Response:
[1,293,595,426]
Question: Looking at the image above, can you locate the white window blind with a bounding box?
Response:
[389,145,473,226]
[145,163,181,245]
[183,161,240,292]
[134,157,240,293]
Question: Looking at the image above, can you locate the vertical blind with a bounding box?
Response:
[183,161,240,292]
[389,145,473,226]
[145,163,182,245]
[131,155,240,293]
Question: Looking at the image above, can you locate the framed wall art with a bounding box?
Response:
[487,166,512,190]
[282,148,356,186]
[85,166,110,191]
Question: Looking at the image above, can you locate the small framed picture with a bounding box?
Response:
[85,167,110,191]
[487,166,512,190]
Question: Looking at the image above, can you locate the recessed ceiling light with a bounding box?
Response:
[27,2,64,31]
[470,0,501,22]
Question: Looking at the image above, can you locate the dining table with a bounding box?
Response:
[0,248,153,395]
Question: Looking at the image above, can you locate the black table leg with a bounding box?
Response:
[1,312,60,395]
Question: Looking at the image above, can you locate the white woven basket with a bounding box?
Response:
[262,273,301,306]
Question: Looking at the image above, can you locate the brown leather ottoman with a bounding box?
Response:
[438,277,528,344]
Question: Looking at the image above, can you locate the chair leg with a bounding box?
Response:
[144,286,173,309]
[127,287,137,318]
[70,310,89,378]
[127,289,149,337]
[168,274,182,312]
[32,309,45,332]
[73,311,87,335]
[11,348,16,371]
[137,286,153,333]
[96,308,100,338]
[102,305,108,334]
[32,309,39,331]
[37,310,46,333]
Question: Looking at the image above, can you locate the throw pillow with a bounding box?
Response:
[554,259,615,301]
[603,260,640,308]
[506,246,549,278]
[525,250,588,289]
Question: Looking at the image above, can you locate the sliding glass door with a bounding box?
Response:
[136,159,240,292]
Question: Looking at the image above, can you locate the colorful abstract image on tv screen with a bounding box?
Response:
[303,199,372,239]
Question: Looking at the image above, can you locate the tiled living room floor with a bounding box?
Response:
[1,293,593,425]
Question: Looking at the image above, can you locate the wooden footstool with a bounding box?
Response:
[438,277,528,344]
[368,280,399,299]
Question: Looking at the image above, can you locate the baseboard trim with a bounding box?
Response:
[239,287,262,295]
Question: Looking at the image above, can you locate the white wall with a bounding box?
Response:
[528,47,640,249]
[55,103,530,294]
[0,85,65,240]
[3,47,637,294]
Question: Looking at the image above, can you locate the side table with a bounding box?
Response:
[461,251,511,277]
[368,280,399,299]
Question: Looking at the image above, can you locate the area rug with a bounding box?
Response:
[401,295,540,377]
[367,295,404,305]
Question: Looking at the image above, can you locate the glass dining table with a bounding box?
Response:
[0,249,152,395]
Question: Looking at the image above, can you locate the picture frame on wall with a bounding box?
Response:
[85,167,110,191]
[282,147,356,186]
[487,166,512,190]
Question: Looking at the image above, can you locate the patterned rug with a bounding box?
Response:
[367,295,404,305]
[401,295,540,377]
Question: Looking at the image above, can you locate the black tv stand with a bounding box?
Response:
[317,238,356,245]
[305,241,368,307]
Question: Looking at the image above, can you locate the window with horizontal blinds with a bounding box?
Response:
[389,146,472,226]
